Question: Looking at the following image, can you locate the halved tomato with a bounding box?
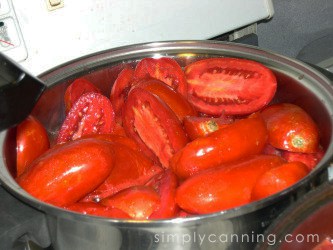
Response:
[64,78,101,113]
[133,57,187,96]
[57,92,115,144]
[122,87,188,168]
[185,57,277,115]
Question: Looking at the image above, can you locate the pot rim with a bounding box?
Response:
[1,40,333,227]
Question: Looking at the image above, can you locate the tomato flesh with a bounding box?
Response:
[185,58,277,115]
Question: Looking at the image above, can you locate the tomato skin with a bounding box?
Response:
[123,87,188,168]
[261,103,319,153]
[81,143,162,202]
[135,78,197,122]
[101,186,160,220]
[16,138,115,206]
[146,170,179,219]
[251,161,309,201]
[16,116,50,177]
[133,57,187,96]
[64,78,101,113]
[183,116,233,140]
[281,148,324,171]
[57,92,116,144]
[185,57,277,116]
[110,67,135,122]
[170,114,268,179]
[175,155,286,214]
[63,202,131,219]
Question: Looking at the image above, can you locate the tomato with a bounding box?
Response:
[57,92,116,144]
[16,138,115,206]
[146,170,179,219]
[184,57,277,116]
[183,115,234,140]
[123,87,188,168]
[175,155,286,214]
[64,202,131,219]
[262,144,283,157]
[281,148,324,171]
[81,142,162,202]
[135,78,197,122]
[16,116,50,177]
[110,67,135,122]
[64,78,101,113]
[261,103,319,153]
[251,161,309,201]
[133,57,187,96]
[101,186,160,220]
[170,113,268,179]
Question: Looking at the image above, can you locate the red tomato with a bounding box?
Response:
[184,57,277,116]
[183,115,234,140]
[64,78,101,113]
[146,170,179,219]
[261,103,319,153]
[16,116,50,177]
[16,138,115,206]
[281,148,324,171]
[251,161,309,201]
[101,186,160,220]
[170,113,268,179]
[57,92,116,144]
[110,67,134,122]
[135,78,197,122]
[175,155,286,214]
[81,142,162,202]
[64,202,131,219]
[123,87,188,168]
[133,57,187,96]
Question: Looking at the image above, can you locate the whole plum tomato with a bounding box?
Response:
[123,87,188,168]
[184,57,277,116]
[101,186,160,220]
[183,115,234,140]
[81,142,162,202]
[281,148,325,171]
[16,115,50,177]
[251,161,309,201]
[133,57,187,96]
[134,78,197,122]
[64,202,130,219]
[16,138,115,206]
[57,92,116,144]
[261,103,319,153]
[170,113,268,179]
[146,170,179,219]
[64,78,101,113]
[110,67,134,122]
[175,155,286,214]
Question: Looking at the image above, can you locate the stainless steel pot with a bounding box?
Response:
[1,41,333,250]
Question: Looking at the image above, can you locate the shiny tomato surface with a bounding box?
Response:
[57,92,115,144]
[185,57,277,115]
[101,186,160,220]
[82,142,162,202]
[16,116,50,177]
[16,138,115,206]
[133,57,187,96]
[123,87,188,168]
[170,114,268,179]
[251,161,309,201]
[261,103,319,153]
[175,155,286,214]
[64,202,131,219]
[64,78,101,113]
[134,78,197,122]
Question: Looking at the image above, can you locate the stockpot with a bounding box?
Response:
[1,41,333,250]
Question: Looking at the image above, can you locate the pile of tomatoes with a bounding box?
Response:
[15,57,324,220]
